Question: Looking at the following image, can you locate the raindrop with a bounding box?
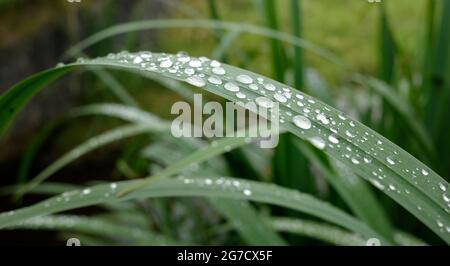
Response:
[186,76,206,87]
[296,94,304,100]
[159,59,173,68]
[243,189,252,196]
[439,183,447,192]
[82,188,91,195]
[421,169,429,176]
[386,156,396,165]
[328,134,339,144]
[208,76,222,85]
[255,97,274,108]
[249,84,258,90]
[236,92,246,99]
[224,82,240,92]
[274,93,287,103]
[133,57,143,64]
[236,74,253,84]
[264,83,276,91]
[345,130,356,138]
[316,113,330,125]
[189,59,202,68]
[351,157,360,165]
[184,68,195,75]
[212,67,226,75]
[309,136,326,150]
[292,115,311,130]
[210,60,221,67]
[443,193,450,203]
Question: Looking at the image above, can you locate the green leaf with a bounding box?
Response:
[7,215,178,245]
[270,217,366,246]
[0,176,389,244]
[294,140,393,240]
[1,51,449,243]
[17,123,160,197]
[0,67,73,137]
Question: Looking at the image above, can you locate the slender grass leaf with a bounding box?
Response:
[1,51,449,243]
[0,176,390,244]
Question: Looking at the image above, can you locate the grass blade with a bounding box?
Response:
[0,176,390,244]
[1,51,449,243]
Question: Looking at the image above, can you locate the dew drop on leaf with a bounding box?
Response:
[224,82,240,92]
[292,115,312,130]
[274,93,287,103]
[255,96,274,108]
[328,134,339,144]
[208,76,222,85]
[309,136,326,150]
[212,67,226,75]
[386,156,396,165]
[236,74,253,84]
[243,189,252,196]
[186,76,206,87]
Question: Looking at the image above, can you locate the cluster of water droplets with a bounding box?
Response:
[177,176,253,197]
[76,51,450,233]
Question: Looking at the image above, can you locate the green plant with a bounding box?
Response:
[1,0,449,246]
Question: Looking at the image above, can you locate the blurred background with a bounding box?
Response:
[0,0,449,245]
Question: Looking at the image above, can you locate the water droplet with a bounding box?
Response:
[264,83,276,91]
[224,82,240,92]
[309,136,326,150]
[370,180,385,190]
[345,130,356,138]
[186,76,206,87]
[421,169,429,176]
[255,97,274,108]
[177,54,190,63]
[208,76,222,85]
[439,183,447,192]
[274,93,287,103]
[236,74,253,84]
[210,60,221,67]
[363,157,372,163]
[110,183,117,190]
[82,188,91,195]
[328,134,339,144]
[443,193,450,203]
[133,57,143,64]
[189,59,202,68]
[292,115,311,130]
[212,67,226,75]
[243,189,252,196]
[236,92,246,99]
[386,156,396,165]
[184,68,195,75]
[205,179,212,185]
[351,157,360,165]
[316,113,330,125]
[159,59,173,68]
[249,84,258,90]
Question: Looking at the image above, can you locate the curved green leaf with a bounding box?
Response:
[0,176,390,244]
[1,51,449,243]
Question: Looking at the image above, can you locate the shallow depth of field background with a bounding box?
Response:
[0,0,449,245]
